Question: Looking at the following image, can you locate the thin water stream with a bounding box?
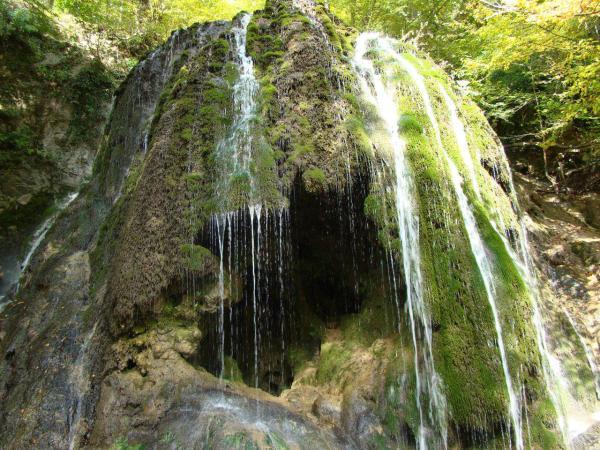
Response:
[436,72,599,446]
[353,33,448,450]
[438,85,481,200]
[205,14,282,390]
[0,191,79,311]
[390,53,525,449]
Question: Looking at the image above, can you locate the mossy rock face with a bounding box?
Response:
[247,0,369,193]
[180,244,215,272]
[353,39,560,446]
[99,8,557,448]
[102,28,237,332]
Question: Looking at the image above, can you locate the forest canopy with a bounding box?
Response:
[51,0,264,55]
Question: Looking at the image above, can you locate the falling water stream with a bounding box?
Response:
[207,13,284,391]
[353,33,448,450]
[436,71,600,445]
[0,191,79,311]
[440,73,597,443]
[3,6,599,449]
[383,52,527,448]
[438,86,481,200]
[391,50,526,449]
[353,32,531,448]
[422,80,528,447]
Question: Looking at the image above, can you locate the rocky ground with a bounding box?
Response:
[515,172,599,368]
[514,170,600,448]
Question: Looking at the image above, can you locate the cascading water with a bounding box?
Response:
[438,86,481,200]
[203,13,288,390]
[353,32,532,448]
[0,191,79,311]
[208,12,260,385]
[508,197,597,444]
[441,79,597,443]
[436,69,600,446]
[353,33,448,450]
[391,52,525,449]
[482,186,573,444]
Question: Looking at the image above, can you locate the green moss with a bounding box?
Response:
[353,45,553,442]
[340,282,397,345]
[110,437,144,450]
[345,115,373,156]
[89,189,129,300]
[222,356,245,383]
[180,127,193,142]
[302,167,326,192]
[287,346,313,375]
[364,194,384,223]
[279,13,312,27]
[180,243,213,272]
[213,38,230,59]
[398,113,424,134]
[527,398,563,449]
[259,80,277,116]
[315,6,343,52]
[203,85,231,104]
[222,432,260,450]
[378,352,420,443]
[315,341,353,385]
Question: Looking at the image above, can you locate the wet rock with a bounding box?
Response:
[572,421,600,450]
[281,382,321,414]
[16,194,33,206]
[91,337,353,449]
[312,394,341,425]
[341,388,383,448]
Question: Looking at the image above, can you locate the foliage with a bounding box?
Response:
[53,0,265,57]
[0,0,54,53]
[331,0,600,189]
[67,59,116,141]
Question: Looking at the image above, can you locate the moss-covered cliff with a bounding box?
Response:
[1,0,594,449]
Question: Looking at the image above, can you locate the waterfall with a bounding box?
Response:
[249,204,262,388]
[507,204,596,444]
[214,213,229,378]
[214,13,259,188]
[435,68,600,446]
[462,113,590,444]
[203,13,289,390]
[353,33,448,450]
[207,13,260,385]
[391,52,525,449]
[0,191,79,311]
[438,85,481,200]
[489,208,573,443]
